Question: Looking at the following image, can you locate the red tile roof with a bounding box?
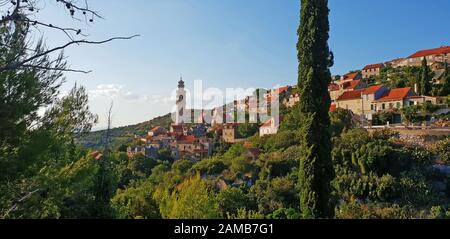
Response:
[343,80,362,90]
[388,58,405,63]
[408,46,450,59]
[363,63,384,71]
[275,86,289,94]
[261,119,273,128]
[336,90,363,101]
[375,87,414,102]
[328,83,340,91]
[151,126,166,132]
[266,86,289,102]
[363,85,384,95]
[90,151,104,161]
[344,72,360,80]
[178,135,197,143]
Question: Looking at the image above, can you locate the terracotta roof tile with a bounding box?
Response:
[375,87,414,102]
[344,72,360,80]
[261,119,273,128]
[343,80,362,90]
[328,83,340,91]
[275,86,289,94]
[408,46,450,59]
[178,135,197,143]
[363,85,384,95]
[363,63,384,70]
[337,90,363,101]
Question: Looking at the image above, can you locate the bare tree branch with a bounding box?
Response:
[1,0,139,73]
[21,64,92,73]
[0,35,140,72]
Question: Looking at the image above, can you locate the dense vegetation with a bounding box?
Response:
[2,0,450,220]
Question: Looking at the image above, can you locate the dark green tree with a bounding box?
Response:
[440,62,450,96]
[420,57,432,96]
[297,0,335,218]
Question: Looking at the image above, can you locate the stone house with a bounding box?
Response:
[259,117,279,137]
[362,63,384,78]
[372,87,416,111]
[395,46,450,68]
[329,79,367,102]
[127,146,159,159]
[336,90,364,114]
[222,123,245,143]
[171,135,213,160]
[361,85,389,118]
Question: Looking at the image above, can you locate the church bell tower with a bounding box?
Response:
[175,76,186,125]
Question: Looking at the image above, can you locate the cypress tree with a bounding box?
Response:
[420,57,432,96]
[297,0,335,218]
[440,62,450,96]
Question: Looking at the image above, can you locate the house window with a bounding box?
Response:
[371,105,374,111]
[389,103,393,109]
[396,102,401,109]
[382,104,385,110]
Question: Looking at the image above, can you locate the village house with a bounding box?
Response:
[335,86,416,116]
[361,85,389,118]
[329,79,366,102]
[340,72,362,82]
[386,58,405,68]
[222,123,245,143]
[404,95,448,107]
[335,84,389,117]
[127,145,160,159]
[372,87,416,111]
[259,117,280,137]
[170,123,187,137]
[148,126,168,137]
[329,83,342,102]
[264,86,290,100]
[343,80,367,92]
[393,46,450,68]
[171,135,213,160]
[336,90,365,114]
[362,63,384,78]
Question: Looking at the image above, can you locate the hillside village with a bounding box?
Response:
[127,45,450,162]
[4,0,450,220]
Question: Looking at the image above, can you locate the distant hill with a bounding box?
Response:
[78,113,173,150]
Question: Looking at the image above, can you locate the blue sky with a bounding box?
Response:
[39,0,450,128]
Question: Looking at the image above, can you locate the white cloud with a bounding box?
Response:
[89,84,140,100]
[88,84,178,106]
